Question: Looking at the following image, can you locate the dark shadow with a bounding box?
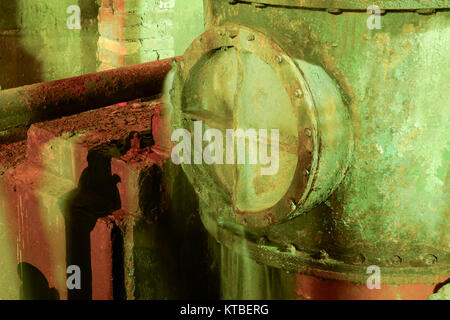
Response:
[79,0,100,73]
[112,225,126,300]
[434,278,450,294]
[168,170,220,299]
[133,163,220,299]
[17,262,59,300]
[62,146,121,300]
[0,1,42,89]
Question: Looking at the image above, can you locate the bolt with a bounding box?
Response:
[229,31,238,39]
[352,253,366,264]
[290,200,297,212]
[276,56,283,63]
[258,236,269,246]
[390,255,402,266]
[247,34,255,41]
[319,249,329,260]
[305,128,312,137]
[287,244,296,255]
[295,89,303,97]
[423,254,437,265]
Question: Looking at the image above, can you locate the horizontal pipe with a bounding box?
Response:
[0,56,181,143]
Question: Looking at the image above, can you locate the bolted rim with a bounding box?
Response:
[169,24,320,227]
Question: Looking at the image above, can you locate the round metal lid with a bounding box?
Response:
[169,25,318,227]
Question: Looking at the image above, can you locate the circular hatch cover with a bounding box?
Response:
[168,25,352,227]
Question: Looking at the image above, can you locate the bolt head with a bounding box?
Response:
[290,200,297,212]
[423,254,437,265]
[390,255,402,265]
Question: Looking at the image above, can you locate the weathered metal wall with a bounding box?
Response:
[169,0,449,298]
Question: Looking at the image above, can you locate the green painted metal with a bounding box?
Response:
[169,25,353,227]
[169,0,450,285]
[224,0,450,10]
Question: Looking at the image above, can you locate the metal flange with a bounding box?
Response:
[168,24,352,227]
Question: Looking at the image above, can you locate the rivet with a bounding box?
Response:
[319,249,329,260]
[288,244,296,255]
[247,34,255,41]
[276,56,283,63]
[353,253,366,264]
[390,255,402,265]
[423,254,437,265]
[258,236,269,246]
[290,200,297,212]
[229,31,238,39]
[295,89,303,97]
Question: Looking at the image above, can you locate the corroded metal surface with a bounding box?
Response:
[0,57,181,143]
[225,0,450,10]
[170,25,352,227]
[170,0,450,287]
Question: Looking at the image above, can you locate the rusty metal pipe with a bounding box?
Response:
[0,56,181,143]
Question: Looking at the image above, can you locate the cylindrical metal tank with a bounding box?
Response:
[167,0,449,299]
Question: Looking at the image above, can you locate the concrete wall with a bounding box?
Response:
[0,0,99,89]
[0,0,205,87]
